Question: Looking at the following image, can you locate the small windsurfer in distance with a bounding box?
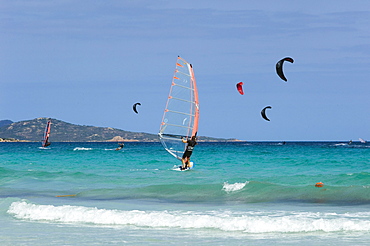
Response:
[42,119,52,148]
[181,136,197,170]
[348,140,352,145]
[115,143,124,151]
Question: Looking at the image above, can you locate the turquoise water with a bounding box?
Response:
[1,141,370,245]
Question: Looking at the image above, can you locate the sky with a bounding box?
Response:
[1,0,370,141]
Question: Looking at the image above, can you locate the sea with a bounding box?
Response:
[1,141,370,245]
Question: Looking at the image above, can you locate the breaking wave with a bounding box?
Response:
[8,200,370,233]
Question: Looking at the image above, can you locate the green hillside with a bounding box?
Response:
[0,118,158,142]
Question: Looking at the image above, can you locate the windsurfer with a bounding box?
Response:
[42,120,52,148]
[115,143,124,151]
[181,136,197,170]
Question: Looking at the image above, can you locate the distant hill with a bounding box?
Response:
[0,118,236,142]
[0,118,158,142]
[0,120,13,128]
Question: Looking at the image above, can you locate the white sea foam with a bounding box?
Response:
[8,201,370,233]
[333,143,347,146]
[38,147,51,150]
[171,165,185,171]
[73,147,93,151]
[222,181,249,193]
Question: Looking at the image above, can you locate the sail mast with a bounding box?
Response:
[189,63,199,137]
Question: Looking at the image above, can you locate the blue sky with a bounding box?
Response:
[1,0,369,141]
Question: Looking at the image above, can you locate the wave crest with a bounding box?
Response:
[73,147,93,151]
[222,181,249,193]
[8,201,370,233]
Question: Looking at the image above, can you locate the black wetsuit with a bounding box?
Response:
[182,139,197,159]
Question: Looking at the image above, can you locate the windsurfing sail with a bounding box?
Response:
[42,119,51,147]
[359,138,366,143]
[159,56,199,160]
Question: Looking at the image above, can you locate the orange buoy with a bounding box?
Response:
[315,182,324,187]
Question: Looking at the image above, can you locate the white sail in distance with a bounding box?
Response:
[159,56,199,160]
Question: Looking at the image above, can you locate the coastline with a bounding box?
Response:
[0,139,246,143]
[0,138,29,142]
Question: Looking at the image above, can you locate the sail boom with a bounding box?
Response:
[159,134,185,140]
